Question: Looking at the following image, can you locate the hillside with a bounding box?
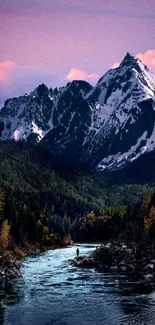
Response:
[0,140,154,257]
[0,141,154,208]
[0,140,106,213]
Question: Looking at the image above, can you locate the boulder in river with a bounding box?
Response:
[69,244,155,286]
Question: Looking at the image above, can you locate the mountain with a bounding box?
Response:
[0,53,155,171]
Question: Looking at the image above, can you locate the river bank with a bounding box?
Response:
[2,244,155,325]
[0,242,72,284]
[0,245,48,284]
[71,243,155,289]
[0,254,21,284]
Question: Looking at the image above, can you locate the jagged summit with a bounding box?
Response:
[30,83,49,98]
[65,80,93,94]
[120,52,137,66]
[97,53,138,86]
[0,54,155,171]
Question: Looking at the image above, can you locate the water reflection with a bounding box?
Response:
[0,279,24,325]
[1,281,23,305]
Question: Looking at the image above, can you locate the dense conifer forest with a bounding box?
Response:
[0,140,155,256]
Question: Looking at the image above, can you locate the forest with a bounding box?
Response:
[0,140,155,256]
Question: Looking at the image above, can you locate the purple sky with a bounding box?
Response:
[0,0,155,105]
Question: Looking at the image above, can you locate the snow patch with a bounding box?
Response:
[97,131,148,170]
[13,127,25,141]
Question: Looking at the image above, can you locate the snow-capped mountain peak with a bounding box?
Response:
[120,52,137,66]
[0,53,155,171]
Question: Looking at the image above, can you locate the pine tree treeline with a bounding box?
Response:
[0,140,155,254]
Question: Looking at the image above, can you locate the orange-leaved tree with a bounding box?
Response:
[0,219,10,254]
[145,206,155,232]
[0,185,5,224]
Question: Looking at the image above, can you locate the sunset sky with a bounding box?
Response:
[0,0,155,105]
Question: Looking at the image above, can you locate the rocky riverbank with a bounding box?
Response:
[0,254,21,284]
[70,244,155,286]
[0,244,70,285]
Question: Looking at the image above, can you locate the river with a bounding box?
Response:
[1,244,155,325]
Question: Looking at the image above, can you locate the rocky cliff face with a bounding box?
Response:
[0,53,155,171]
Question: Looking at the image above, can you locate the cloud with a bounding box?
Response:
[111,62,120,69]
[136,50,155,68]
[0,60,16,82]
[111,49,155,71]
[0,60,63,107]
[0,61,15,69]
[66,68,99,82]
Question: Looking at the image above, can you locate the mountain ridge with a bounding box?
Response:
[0,53,155,171]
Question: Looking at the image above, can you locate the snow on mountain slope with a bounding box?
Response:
[0,84,55,142]
[0,53,155,171]
[79,53,155,169]
[0,81,92,143]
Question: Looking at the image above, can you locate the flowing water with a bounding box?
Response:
[1,244,155,325]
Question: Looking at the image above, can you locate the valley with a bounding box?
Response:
[0,54,155,325]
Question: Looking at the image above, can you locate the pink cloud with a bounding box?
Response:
[0,69,7,82]
[0,59,64,106]
[111,49,155,71]
[136,49,155,68]
[0,61,16,69]
[111,62,120,69]
[66,68,99,82]
[0,60,16,82]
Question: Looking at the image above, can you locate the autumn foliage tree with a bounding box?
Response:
[63,233,72,245]
[0,185,5,225]
[0,219,10,254]
[145,206,155,232]
[144,206,155,253]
